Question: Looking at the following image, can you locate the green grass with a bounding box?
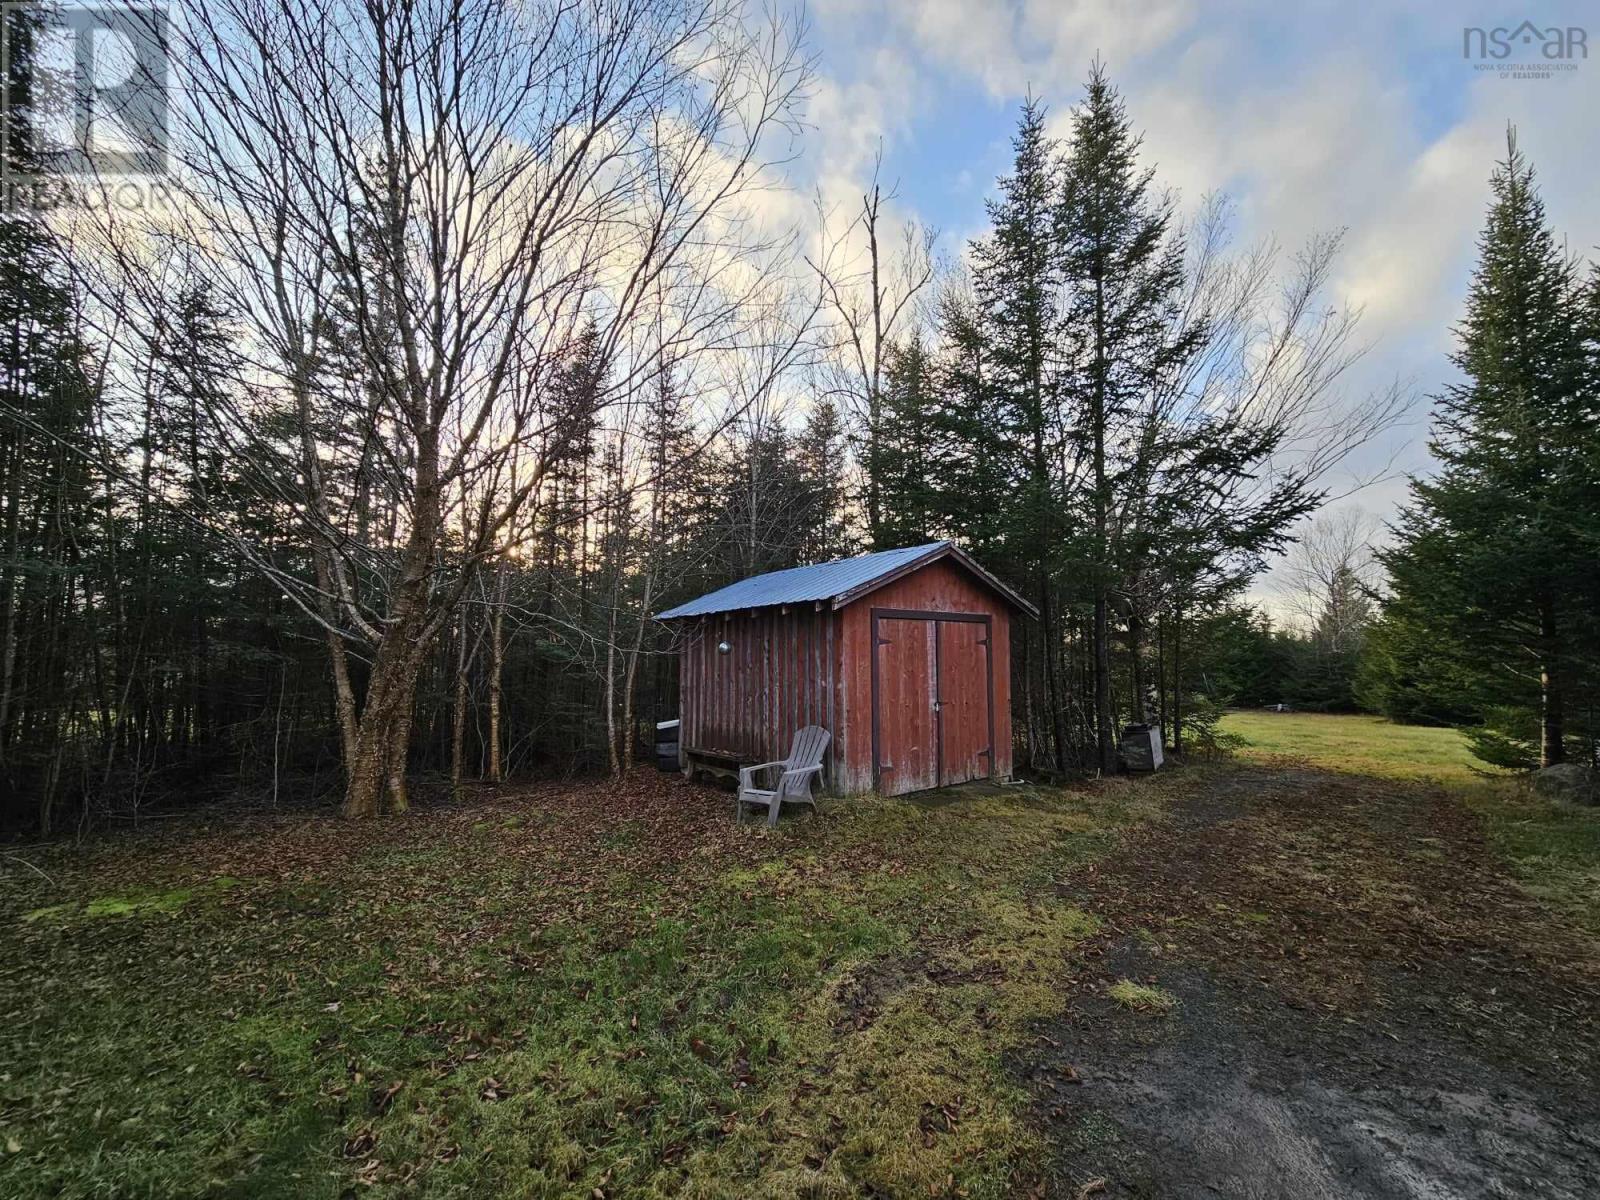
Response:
[23,876,240,923]
[1223,708,1600,933]
[1221,710,1497,786]
[1465,785,1600,933]
[0,777,1163,1200]
[1106,980,1177,1014]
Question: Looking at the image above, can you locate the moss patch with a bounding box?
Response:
[1107,979,1178,1014]
[23,876,239,924]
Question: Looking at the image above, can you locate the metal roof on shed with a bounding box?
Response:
[656,541,1037,620]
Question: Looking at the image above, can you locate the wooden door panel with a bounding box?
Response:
[875,617,937,795]
[937,619,992,786]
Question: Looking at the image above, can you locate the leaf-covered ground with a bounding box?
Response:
[0,771,1159,1199]
[4,722,1598,1199]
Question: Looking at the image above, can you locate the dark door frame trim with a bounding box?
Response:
[870,607,996,793]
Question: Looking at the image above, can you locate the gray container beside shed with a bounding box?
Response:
[1119,724,1165,772]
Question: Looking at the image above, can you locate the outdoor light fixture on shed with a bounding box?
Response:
[717,640,732,655]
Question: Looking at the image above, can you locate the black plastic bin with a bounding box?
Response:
[654,719,680,772]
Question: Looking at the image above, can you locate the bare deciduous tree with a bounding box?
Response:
[1104,202,1408,746]
[1277,506,1382,650]
[808,155,938,544]
[76,0,811,815]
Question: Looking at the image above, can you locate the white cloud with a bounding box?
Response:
[793,0,1600,562]
[1024,0,1200,79]
[879,0,1027,96]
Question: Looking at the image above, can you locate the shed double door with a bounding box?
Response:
[872,610,994,796]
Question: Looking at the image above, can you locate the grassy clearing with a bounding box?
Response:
[0,774,1163,1199]
[1221,710,1494,787]
[6,721,1594,1197]
[1224,709,1600,933]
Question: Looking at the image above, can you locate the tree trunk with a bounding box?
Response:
[343,553,432,817]
[1038,579,1067,772]
[345,628,426,818]
[1093,594,1114,771]
[1021,621,1041,768]
[186,391,209,751]
[344,650,403,817]
[1128,608,1147,725]
[604,607,621,778]
[1539,594,1564,768]
[451,604,470,792]
[1155,612,1168,746]
[1092,263,1116,774]
[620,571,655,774]
[866,185,884,547]
[342,389,443,816]
[325,620,359,769]
[487,593,505,783]
[1171,606,1184,755]
[0,436,20,757]
[383,646,422,814]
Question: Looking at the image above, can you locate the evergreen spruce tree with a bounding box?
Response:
[933,288,1011,564]
[796,398,853,562]
[969,97,1073,768]
[1378,131,1599,767]
[1058,63,1194,771]
[0,217,99,828]
[874,333,941,549]
[0,3,106,825]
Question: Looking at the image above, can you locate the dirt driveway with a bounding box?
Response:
[1035,764,1600,1199]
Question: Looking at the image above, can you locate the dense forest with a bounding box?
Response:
[1,1,1595,837]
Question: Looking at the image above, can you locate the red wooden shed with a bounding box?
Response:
[657,542,1037,797]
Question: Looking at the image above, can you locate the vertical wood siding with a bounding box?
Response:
[937,617,992,788]
[677,555,1017,796]
[678,605,841,787]
[874,617,938,793]
[836,558,1014,794]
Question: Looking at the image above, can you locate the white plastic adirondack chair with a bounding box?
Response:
[737,726,830,828]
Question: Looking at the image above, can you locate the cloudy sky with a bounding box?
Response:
[783,0,1597,580]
